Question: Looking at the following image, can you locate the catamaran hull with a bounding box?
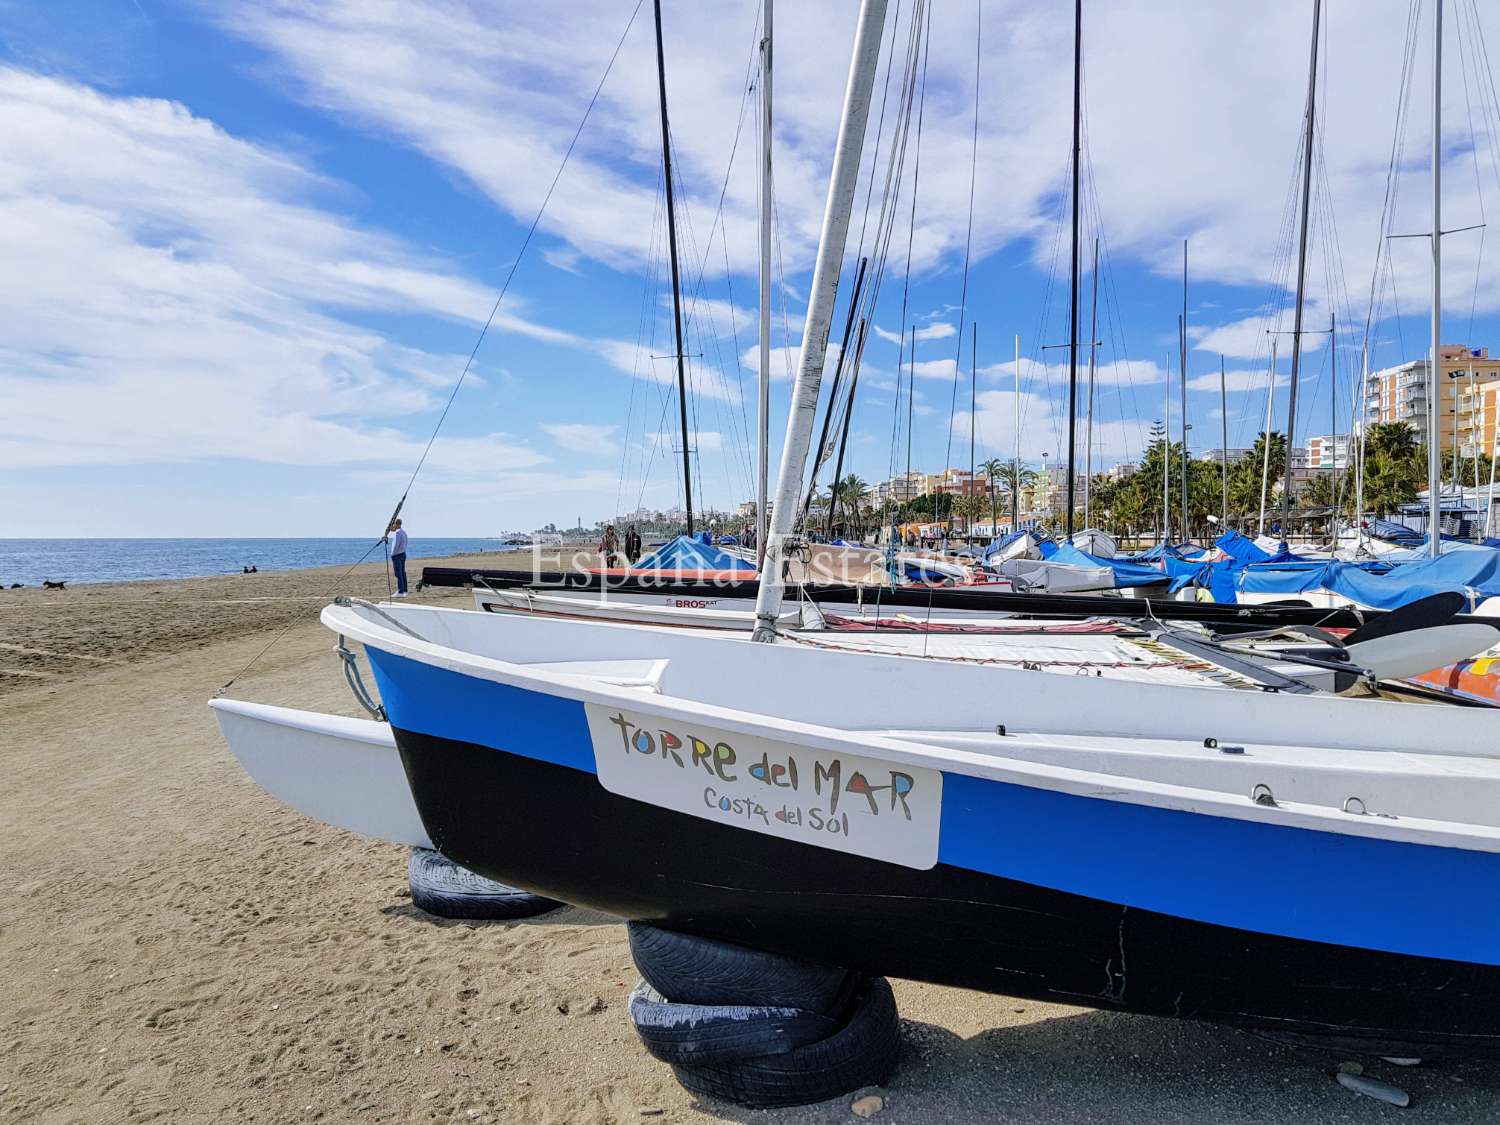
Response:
[389,723,1500,1058]
[359,634,1500,1061]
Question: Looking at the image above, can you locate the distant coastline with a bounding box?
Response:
[0,537,510,587]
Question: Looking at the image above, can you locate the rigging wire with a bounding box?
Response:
[941,0,983,496]
[392,0,646,521]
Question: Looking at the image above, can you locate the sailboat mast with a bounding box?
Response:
[756,0,772,565]
[1259,338,1278,536]
[1084,237,1099,528]
[1428,0,1443,557]
[1179,242,1189,542]
[970,322,977,539]
[653,0,694,536]
[1356,339,1369,544]
[1280,0,1322,545]
[1013,333,1021,531]
[1065,0,1083,540]
[752,0,888,642]
[1163,354,1172,542]
[1219,355,1229,528]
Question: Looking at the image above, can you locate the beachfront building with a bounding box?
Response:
[1304,434,1351,471]
[871,472,925,509]
[1197,448,1251,466]
[1363,344,1500,452]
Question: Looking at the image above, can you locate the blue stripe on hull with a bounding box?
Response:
[366,647,1500,965]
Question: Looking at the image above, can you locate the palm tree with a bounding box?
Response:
[985,460,1036,530]
[979,458,1006,528]
[831,474,868,536]
[1358,423,1426,519]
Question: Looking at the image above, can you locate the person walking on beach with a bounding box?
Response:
[598,524,619,567]
[388,518,409,597]
[624,524,642,564]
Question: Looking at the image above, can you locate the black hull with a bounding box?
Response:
[396,727,1500,1059]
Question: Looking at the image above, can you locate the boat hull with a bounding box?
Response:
[390,720,1500,1058]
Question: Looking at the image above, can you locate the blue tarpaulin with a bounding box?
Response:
[632,535,756,572]
[1324,549,1500,610]
[1049,542,1171,588]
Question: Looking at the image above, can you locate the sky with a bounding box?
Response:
[4,0,1500,536]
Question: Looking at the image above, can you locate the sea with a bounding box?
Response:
[0,538,510,587]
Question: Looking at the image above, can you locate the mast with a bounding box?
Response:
[1013,333,1022,531]
[1219,355,1229,527]
[1163,353,1172,543]
[1280,0,1322,545]
[826,318,868,537]
[1356,339,1369,545]
[752,0,888,642]
[1084,237,1099,527]
[1179,242,1189,542]
[800,257,868,528]
[756,0,772,565]
[970,322,977,538]
[653,0,694,536]
[1065,0,1083,539]
[1259,338,1278,535]
[1429,0,1443,556]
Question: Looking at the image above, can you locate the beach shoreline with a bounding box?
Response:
[3,562,1497,1122]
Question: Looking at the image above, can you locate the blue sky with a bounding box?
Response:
[4,0,1499,536]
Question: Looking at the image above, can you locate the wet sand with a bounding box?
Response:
[2,557,1497,1122]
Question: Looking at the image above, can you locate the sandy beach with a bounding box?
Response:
[3,556,1498,1123]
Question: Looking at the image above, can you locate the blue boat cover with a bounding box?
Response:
[1323,549,1500,610]
[632,534,756,572]
[1125,541,1206,563]
[1049,542,1170,588]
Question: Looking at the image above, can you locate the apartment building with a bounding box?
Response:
[1364,344,1500,453]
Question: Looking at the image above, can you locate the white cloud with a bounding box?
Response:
[874,321,956,346]
[542,422,618,453]
[210,0,1500,345]
[0,68,561,477]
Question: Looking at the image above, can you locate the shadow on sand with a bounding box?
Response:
[685,1005,1500,1124]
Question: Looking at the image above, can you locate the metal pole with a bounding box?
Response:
[756,0,772,566]
[801,257,868,527]
[753,0,888,641]
[826,318,868,538]
[1084,237,1099,528]
[1471,360,1482,540]
[1220,354,1229,527]
[1163,353,1172,543]
[1356,339,1369,546]
[1280,0,1322,545]
[1260,338,1278,536]
[1013,333,1021,531]
[1065,0,1082,539]
[1428,0,1443,557]
[970,321,977,539]
[1487,390,1499,540]
[653,0,694,536]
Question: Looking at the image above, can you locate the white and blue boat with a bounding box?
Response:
[252,596,1500,1059]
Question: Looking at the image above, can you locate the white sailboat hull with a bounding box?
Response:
[209,698,430,848]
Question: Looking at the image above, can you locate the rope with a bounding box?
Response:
[213,2,643,696]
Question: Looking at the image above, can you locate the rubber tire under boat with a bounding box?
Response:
[667,977,900,1109]
[627,981,842,1066]
[627,921,853,1014]
[407,848,562,920]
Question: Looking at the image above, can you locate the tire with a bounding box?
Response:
[627,922,853,1014]
[627,981,841,1066]
[669,978,900,1108]
[406,848,562,920]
